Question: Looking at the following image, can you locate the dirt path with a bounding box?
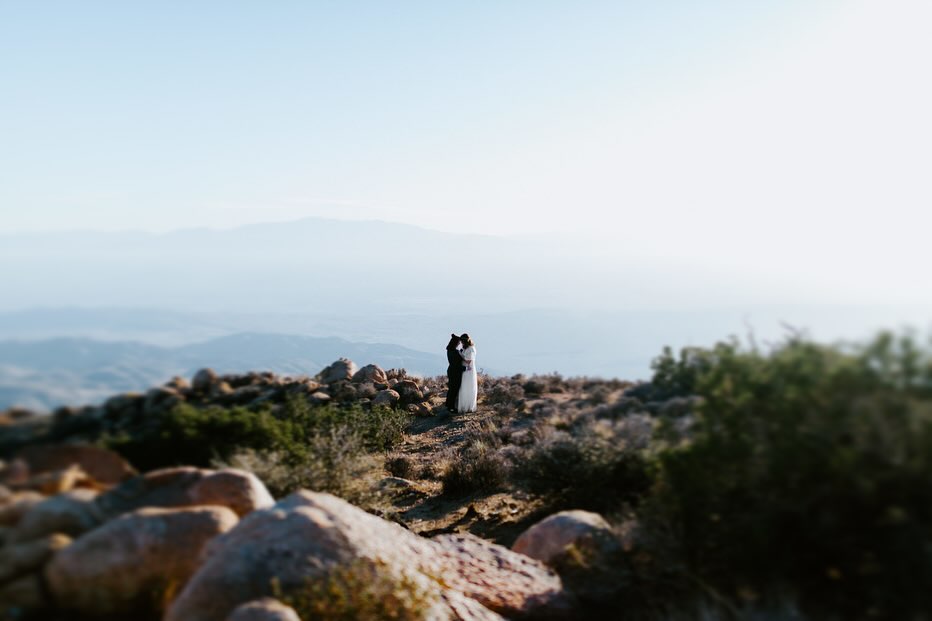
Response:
[376,397,553,546]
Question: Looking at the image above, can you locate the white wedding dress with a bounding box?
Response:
[457,345,478,413]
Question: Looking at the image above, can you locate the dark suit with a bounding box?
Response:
[445,336,463,410]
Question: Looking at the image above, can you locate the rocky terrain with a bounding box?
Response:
[0,358,643,620]
[2,332,930,620]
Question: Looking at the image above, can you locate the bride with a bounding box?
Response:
[456,333,478,413]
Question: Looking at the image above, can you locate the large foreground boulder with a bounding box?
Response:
[94,467,274,519]
[46,506,239,617]
[165,491,570,621]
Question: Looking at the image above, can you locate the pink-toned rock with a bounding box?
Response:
[11,489,103,543]
[0,533,71,584]
[351,364,387,385]
[512,510,616,566]
[165,491,568,621]
[16,444,136,486]
[226,598,301,621]
[46,506,239,617]
[95,467,274,519]
[318,358,358,384]
[190,469,276,517]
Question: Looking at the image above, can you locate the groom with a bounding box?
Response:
[445,333,463,410]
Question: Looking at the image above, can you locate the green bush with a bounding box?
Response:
[648,332,932,618]
[100,396,412,496]
[515,427,653,512]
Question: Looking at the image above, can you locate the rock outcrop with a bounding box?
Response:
[166,491,570,621]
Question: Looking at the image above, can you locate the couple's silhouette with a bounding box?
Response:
[446,333,478,413]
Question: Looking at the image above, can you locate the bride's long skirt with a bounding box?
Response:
[457,368,478,413]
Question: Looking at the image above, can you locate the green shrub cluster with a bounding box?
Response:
[648,332,932,618]
[100,396,411,497]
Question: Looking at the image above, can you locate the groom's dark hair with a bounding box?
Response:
[446,334,461,350]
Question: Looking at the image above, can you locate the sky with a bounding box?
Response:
[1,1,930,304]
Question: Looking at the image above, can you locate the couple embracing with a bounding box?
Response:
[445,333,478,413]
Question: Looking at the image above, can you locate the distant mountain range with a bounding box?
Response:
[0,333,445,412]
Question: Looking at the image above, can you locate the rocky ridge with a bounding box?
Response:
[0,360,633,620]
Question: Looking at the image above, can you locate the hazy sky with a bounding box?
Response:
[1,1,929,293]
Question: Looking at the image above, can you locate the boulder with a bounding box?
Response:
[355,382,378,399]
[94,467,274,520]
[16,465,96,495]
[0,491,44,527]
[372,389,400,407]
[189,469,276,517]
[210,381,235,399]
[318,358,358,384]
[308,391,331,406]
[144,386,183,413]
[193,368,218,393]
[0,573,44,614]
[395,380,425,405]
[11,489,103,543]
[226,598,301,621]
[103,392,143,416]
[512,510,617,566]
[512,510,624,607]
[351,364,387,385]
[165,491,568,621]
[15,444,136,486]
[166,375,191,392]
[46,506,239,617]
[0,533,71,584]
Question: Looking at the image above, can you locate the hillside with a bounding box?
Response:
[1,332,931,620]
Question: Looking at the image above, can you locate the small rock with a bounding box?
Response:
[226,598,301,621]
[145,386,183,413]
[318,358,358,384]
[372,389,400,407]
[512,510,617,566]
[193,368,218,393]
[351,364,387,385]
[395,380,424,405]
[308,391,331,405]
